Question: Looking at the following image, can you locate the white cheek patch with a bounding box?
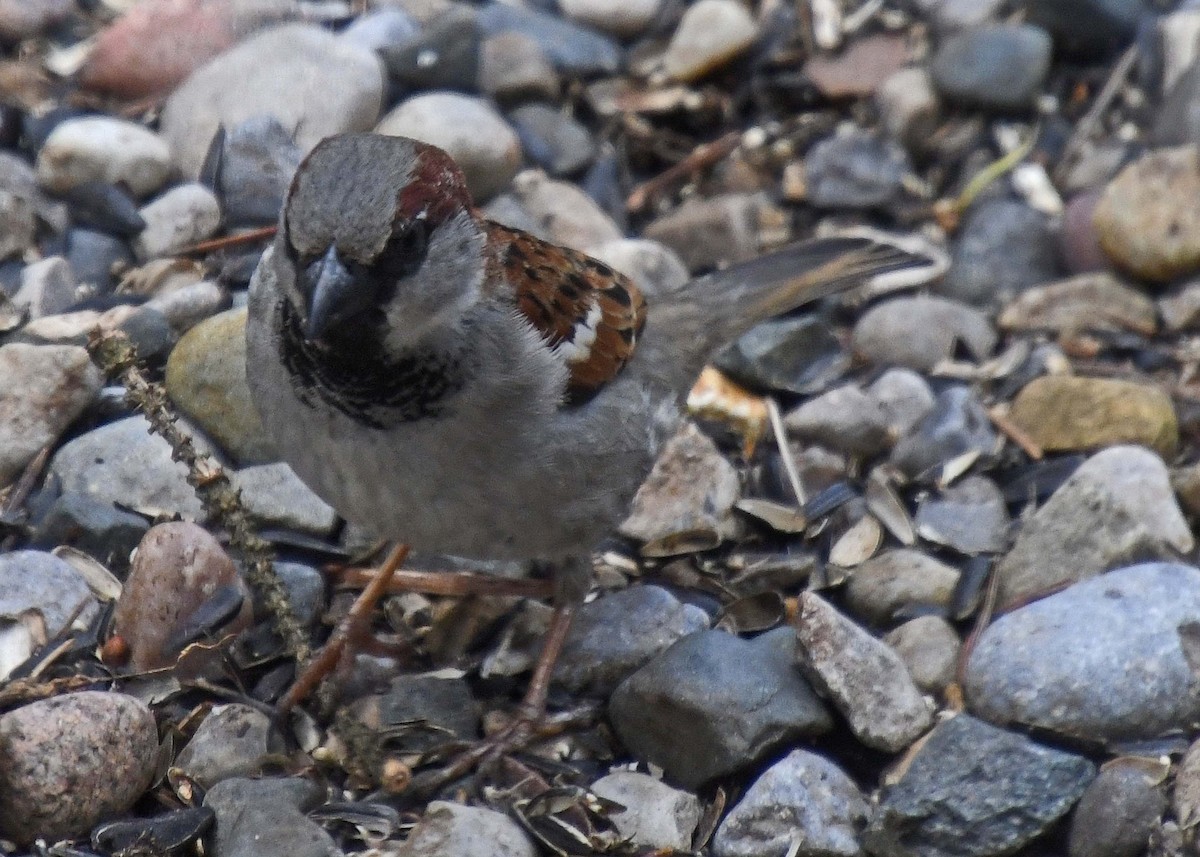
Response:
[553,299,603,365]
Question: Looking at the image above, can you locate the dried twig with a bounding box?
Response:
[334,566,554,599]
[175,225,277,257]
[1054,45,1138,186]
[987,405,1044,460]
[86,330,309,666]
[955,560,999,688]
[625,130,742,213]
[766,397,807,505]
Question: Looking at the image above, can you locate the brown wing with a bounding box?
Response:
[486,222,647,406]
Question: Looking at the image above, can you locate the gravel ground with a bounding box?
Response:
[0,1,1198,856]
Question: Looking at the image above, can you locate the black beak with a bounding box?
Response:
[304,245,374,340]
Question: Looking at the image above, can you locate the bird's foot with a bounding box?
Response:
[408,702,597,796]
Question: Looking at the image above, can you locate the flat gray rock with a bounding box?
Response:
[47,415,211,520]
[713,749,867,857]
[864,714,1094,857]
[554,585,709,696]
[0,343,102,487]
[995,445,1193,607]
[591,771,701,851]
[397,801,535,857]
[967,562,1200,743]
[160,23,383,177]
[795,592,933,752]
[204,777,338,857]
[609,627,832,789]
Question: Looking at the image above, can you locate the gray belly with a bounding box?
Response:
[247,313,676,560]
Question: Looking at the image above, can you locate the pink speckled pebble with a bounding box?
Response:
[0,691,158,844]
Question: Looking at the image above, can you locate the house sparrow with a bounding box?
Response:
[246,133,927,763]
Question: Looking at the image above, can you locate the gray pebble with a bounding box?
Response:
[844,548,961,626]
[591,771,701,851]
[397,801,536,857]
[967,562,1200,743]
[1067,760,1166,857]
[35,116,172,197]
[853,295,996,372]
[133,183,222,261]
[784,384,892,457]
[939,197,1061,305]
[609,627,833,789]
[509,102,595,176]
[713,749,867,857]
[805,129,910,210]
[867,368,935,437]
[232,463,337,536]
[864,714,1094,857]
[201,117,302,228]
[930,24,1053,110]
[160,23,384,178]
[915,474,1010,554]
[995,445,1193,606]
[0,549,99,635]
[555,585,710,695]
[890,386,997,479]
[795,592,933,752]
[0,342,102,487]
[883,616,961,694]
[204,777,338,857]
[174,704,277,788]
[48,415,211,520]
[30,492,148,572]
[476,3,622,77]
[14,256,76,318]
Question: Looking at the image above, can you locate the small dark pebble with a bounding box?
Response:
[60,182,145,237]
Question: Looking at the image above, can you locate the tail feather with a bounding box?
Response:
[641,234,940,391]
[711,236,934,325]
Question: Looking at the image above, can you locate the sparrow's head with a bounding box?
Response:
[278,133,487,347]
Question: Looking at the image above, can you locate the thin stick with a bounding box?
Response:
[955,561,999,688]
[987,405,1044,460]
[334,567,554,599]
[767,396,807,505]
[1054,45,1138,185]
[626,131,741,213]
[176,225,277,256]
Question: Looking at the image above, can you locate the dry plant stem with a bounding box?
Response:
[1,443,50,517]
[278,542,411,714]
[0,443,51,551]
[176,225,277,256]
[987,405,1044,460]
[519,599,578,721]
[625,131,742,212]
[766,396,807,505]
[1054,45,1138,186]
[86,330,310,665]
[955,560,999,688]
[334,566,555,599]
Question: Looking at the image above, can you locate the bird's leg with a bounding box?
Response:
[410,556,592,793]
[512,553,590,727]
[279,546,562,713]
[278,542,412,714]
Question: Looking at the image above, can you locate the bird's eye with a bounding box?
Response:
[375,220,430,278]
